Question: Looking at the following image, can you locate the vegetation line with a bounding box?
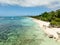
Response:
[31,9,60,28]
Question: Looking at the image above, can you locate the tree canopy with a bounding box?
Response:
[31,9,60,28]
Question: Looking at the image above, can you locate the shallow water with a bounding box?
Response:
[0,17,60,45]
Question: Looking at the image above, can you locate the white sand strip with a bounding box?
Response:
[32,18,60,41]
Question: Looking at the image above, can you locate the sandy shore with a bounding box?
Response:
[32,18,60,41]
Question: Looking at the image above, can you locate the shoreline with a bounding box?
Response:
[32,18,60,41]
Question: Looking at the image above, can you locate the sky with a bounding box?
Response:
[0,0,60,16]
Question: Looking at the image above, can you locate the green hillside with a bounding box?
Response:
[31,9,60,28]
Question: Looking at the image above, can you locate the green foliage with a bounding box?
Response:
[50,20,60,27]
[56,9,60,18]
[31,9,60,27]
[55,18,60,22]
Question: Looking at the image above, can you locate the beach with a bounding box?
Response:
[0,17,60,45]
[32,18,60,41]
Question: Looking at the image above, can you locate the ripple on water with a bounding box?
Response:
[0,17,60,45]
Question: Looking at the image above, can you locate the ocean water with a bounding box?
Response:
[0,16,60,45]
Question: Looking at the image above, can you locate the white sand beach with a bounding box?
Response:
[32,18,60,41]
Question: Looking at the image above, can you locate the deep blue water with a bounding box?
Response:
[0,17,60,45]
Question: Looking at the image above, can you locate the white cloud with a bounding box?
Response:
[46,0,60,9]
[0,0,60,9]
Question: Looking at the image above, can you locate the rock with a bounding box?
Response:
[48,35,53,38]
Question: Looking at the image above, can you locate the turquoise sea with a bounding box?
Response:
[0,16,60,45]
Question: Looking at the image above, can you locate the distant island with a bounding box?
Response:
[31,9,60,28]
